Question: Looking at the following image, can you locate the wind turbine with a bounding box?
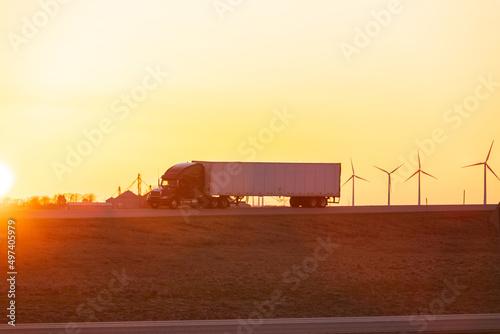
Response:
[342,159,369,206]
[462,140,500,205]
[374,163,404,206]
[405,151,437,205]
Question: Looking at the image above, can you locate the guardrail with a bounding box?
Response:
[2,313,500,334]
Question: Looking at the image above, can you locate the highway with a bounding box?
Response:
[5,204,497,219]
[2,313,500,333]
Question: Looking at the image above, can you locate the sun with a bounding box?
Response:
[0,162,14,197]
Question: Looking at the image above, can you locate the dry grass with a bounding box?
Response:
[1,211,499,323]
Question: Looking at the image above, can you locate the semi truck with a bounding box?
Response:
[146,161,341,209]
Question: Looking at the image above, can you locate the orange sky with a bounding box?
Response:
[0,0,499,205]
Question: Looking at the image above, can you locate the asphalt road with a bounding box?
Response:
[4,204,497,219]
[2,313,500,333]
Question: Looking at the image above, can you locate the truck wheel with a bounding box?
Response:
[208,197,218,209]
[290,197,300,208]
[218,197,229,209]
[316,197,327,208]
[305,197,317,208]
[151,204,159,209]
[169,197,180,209]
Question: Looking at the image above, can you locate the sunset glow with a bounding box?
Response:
[1,1,499,205]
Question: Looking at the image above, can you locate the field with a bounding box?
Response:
[1,211,500,324]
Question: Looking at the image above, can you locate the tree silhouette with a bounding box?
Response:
[69,193,81,202]
[27,196,41,209]
[40,196,51,206]
[82,193,96,203]
[56,194,67,208]
[0,193,97,210]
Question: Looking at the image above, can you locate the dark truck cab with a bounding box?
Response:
[147,162,206,209]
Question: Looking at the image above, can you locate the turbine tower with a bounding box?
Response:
[374,163,404,206]
[405,151,437,205]
[342,159,369,206]
[462,140,500,205]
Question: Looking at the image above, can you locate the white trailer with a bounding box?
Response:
[194,161,341,208]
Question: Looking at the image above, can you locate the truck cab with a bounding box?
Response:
[147,162,205,209]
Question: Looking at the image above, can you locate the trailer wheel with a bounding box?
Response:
[208,197,218,209]
[305,197,317,208]
[316,197,327,208]
[169,197,180,209]
[290,197,301,208]
[218,197,229,209]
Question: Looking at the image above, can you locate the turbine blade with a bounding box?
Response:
[418,151,421,169]
[487,164,500,181]
[421,170,437,179]
[462,163,483,168]
[405,171,419,182]
[486,140,494,162]
[342,176,354,187]
[350,158,354,174]
[354,175,369,182]
[374,165,389,174]
[390,163,404,174]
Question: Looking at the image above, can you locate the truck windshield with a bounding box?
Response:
[161,179,178,187]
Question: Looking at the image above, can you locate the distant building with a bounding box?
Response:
[106,190,148,209]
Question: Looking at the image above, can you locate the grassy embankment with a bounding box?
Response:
[1,211,499,323]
